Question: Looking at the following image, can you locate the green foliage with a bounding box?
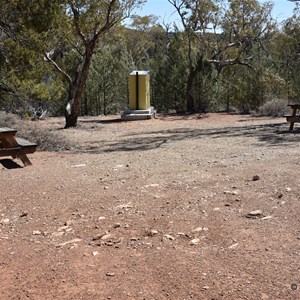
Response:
[1,0,300,118]
[84,38,133,115]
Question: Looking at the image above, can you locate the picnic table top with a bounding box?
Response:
[0,127,17,134]
[287,104,300,108]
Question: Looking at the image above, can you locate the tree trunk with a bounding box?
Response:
[64,55,92,128]
[186,67,196,112]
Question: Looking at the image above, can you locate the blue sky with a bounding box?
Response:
[136,0,297,24]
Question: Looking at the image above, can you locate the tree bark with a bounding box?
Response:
[64,55,92,128]
[186,67,195,112]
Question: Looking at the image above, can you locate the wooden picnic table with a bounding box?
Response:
[0,127,37,166]
[285,104,300,131]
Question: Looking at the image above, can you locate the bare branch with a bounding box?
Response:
[44,52,72,83]
[68,0,88,47]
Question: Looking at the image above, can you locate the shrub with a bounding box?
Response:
[258,99,290,117]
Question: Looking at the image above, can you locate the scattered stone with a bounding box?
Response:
[148,229,159,236]
[72,164,86,168]
[245,210,263,219]
[189,238,200,246]
[192,227,208,233]
[64,220,75,226]
[177,232,186,237]
[32,230,42,235]
[252,175,260,181]
[0,218,10,225]
[144,184,160,188]
[57,238,82,247]
[261,216,272,221]
[92,233,111,241]
[224,191,238,195]
[113,165,124,170]
[101,233,112,240]
[20,211,28,218]
[105,241,115,246]
[228,243,239,249]
[164,234,175,241]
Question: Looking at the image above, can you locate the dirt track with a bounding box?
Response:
[1,113,300,299]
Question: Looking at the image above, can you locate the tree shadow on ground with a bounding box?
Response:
[79,118,124,124]
[74,121,299,154]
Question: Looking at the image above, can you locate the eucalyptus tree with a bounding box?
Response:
[168,0,274,112]
[0,1,64,115]
[84,36,133,116]
[0,0,144,127]
[275,9,300,100]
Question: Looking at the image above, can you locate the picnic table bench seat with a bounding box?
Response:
[0,127,37,166]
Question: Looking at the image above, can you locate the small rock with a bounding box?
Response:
[245,210,263,219]
[113,165,124,170]
[105,241,115,246]
[224,191,238,195]
[148,230,159,236]
[202,286,210,290]
[106,272,115,277]
[72,164,86,168]
[98,217,106,220]
[64,220,75,226]
[101,233,112,240]
[113,223,121,229]
[92,251,99,256]
[130,237,138,241]
[164,234,175,241]
[189,238,200,246]
[0,218,10,225]
[192,227,208,233]
[57,238,82,247]
[252,175,260,181]
[286,187,292,192]
[192,227,203,233]
[228,243,239,249]
[32,230,42,235]
[177,232,186,236]
[261,216,272,221]
[20,212,28,217]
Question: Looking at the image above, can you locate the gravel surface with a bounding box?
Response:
[0,113,300,300]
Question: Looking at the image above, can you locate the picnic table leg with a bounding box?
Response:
[289,107,297,130]
[0,136,32,166]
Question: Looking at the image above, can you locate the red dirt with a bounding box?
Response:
[1,113,300,300]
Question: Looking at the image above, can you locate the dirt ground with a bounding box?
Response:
[1,113,300,300]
